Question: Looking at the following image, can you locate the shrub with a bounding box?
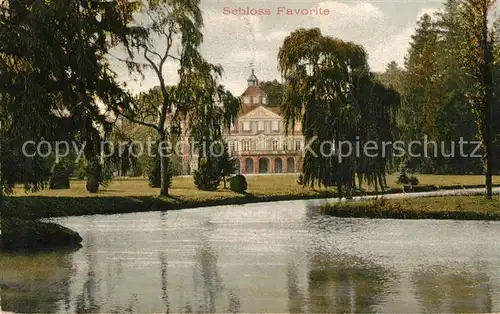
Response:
[193,157,221,191]
[396,162,419,185]
[396,162,410,184]
[229,174,247,193]
[1,217,82,251]
[49,161,71,190]
[216,143,238,188]
[86,160,101,193]
[75,160,87,179]
[408,176,419,186]
[148,156,161,188]
[297,173,305,186]
[148,156,173,189]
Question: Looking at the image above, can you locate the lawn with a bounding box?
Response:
[11,174,333,200]
[320,195,500,220]
[11,173,500,198]
[4,173,500,220]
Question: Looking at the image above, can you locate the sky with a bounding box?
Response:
[112,0,446,97]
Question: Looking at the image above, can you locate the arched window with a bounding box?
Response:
[274,158,283,173]
[259,157,269,173]
[245,158,254,173]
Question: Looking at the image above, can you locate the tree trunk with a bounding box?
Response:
[484,105,493,199]
[223,177,227,189]
[158,131,169,197]
[160,155,169,196]
[484,23,494,200]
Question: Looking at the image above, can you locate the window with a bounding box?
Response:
[244,96,250,104]
[272,120,279,132]
[243,140,250,151]
[258,120,264,131]
[264,121,270,133]
[282,141,289,151]
[272,140,278,151]
[243,121,250,131]
[262,96,267,104]
[295,140,301,151]
[229,142,235,152]
[253,96,260,104]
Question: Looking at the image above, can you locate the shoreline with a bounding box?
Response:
[4,183,500,220]
[319,195,500,221]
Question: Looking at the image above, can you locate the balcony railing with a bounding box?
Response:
[231,149,303,155]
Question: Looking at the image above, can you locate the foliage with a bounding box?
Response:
[1,217,82,251]
[75,157,88,180]
[320,195,500,220]
[259,80,284,106]
[85,159,102,193]
[148,155,173,189]
[297,173,305,186]
[49,160,72,190]
[148,156,161,188]
[216,143,238,188]
[396,161,419,185]
[229,174,247,193]
[278,28,400,196]
[408,176,420,186]
[396,2,488,175]
[459,0,498,198]
[0,0,140,194]
[193,157,221,191]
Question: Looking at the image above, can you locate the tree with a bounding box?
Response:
[0,0,140,194]
[259,80,284,106]
[174,58,240,187]
[376,61,405,93]
[461,0,498,198]
[216,143,237,189]
[116,0,205,197]
[401,13,442,171]
[193,157,220,191]
[277,28,400,197]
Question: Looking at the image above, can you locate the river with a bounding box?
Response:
[2,199,500,312]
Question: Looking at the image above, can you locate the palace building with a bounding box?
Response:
[182,68,304,175]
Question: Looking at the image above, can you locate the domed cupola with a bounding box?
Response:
[247,68,259,86]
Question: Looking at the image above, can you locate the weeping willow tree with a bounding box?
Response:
[278,28,400,197]
[176,58,240,184]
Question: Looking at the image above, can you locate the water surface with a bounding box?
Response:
[2,200,500,312]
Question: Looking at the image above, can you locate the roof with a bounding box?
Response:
[239,104,260,115]
[241,85,266,97]
[239,104,282,117]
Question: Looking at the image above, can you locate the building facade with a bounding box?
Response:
[183,69,304,174]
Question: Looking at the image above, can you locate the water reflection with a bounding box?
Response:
[0,250,74,313]
[307,253,395,313]
[413,265,493,313]
[74,232,101,313]
[3,202,500,312]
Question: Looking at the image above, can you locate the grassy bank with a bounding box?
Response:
[320,196,500,220]
[4,174,500,220]
[0,217,82,251]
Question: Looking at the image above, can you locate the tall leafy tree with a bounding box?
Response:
[278,28,400,197]
[175,59,239,186]
[401,14,441,167]
[259,80,284,107]
[460,0,498,198]
[117,0,222,196]
[0,0,140,194]
[376,61,405,93]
